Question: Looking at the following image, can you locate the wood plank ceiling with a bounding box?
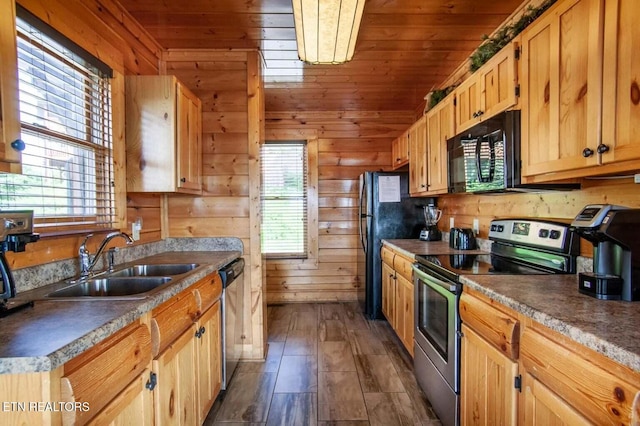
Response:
[117,0,524,112]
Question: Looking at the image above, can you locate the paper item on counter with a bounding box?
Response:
[378,175,401,202]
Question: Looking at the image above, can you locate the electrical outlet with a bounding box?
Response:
[635,174,640,184]
[449,217,455,229]
[472,218,480,235]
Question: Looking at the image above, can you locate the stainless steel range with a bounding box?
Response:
[412,218,579,426]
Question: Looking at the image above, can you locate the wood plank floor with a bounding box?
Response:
[205,302,442,425]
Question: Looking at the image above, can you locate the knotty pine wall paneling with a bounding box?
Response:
[265,111,415,303]
[162,50,266,360]
[6,0,162,270]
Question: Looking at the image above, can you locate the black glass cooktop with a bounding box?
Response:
[415,253,549,280]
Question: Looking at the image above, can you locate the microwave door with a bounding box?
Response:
[472,129,505,192]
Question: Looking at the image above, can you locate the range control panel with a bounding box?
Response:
[488,219,573,251]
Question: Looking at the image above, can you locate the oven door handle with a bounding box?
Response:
[412,264,460,296]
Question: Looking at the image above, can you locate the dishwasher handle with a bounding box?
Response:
[220,258,245,287]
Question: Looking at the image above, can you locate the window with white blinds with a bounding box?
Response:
[261,141,308,258]
[0,10,115,232]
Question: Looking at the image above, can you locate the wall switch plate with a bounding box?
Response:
[472,218,480,235]
[634,174,640,184]
[449,217,455,229]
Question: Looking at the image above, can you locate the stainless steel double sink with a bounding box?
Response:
[45,263,200,300]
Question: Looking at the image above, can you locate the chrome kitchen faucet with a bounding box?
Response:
[78,232,134,279]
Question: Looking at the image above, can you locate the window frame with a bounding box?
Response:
[260,134,318,265]
[0,9,123,236]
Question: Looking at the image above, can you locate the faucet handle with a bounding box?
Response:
[79,233,94,252]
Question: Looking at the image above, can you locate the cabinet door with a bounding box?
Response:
[455,74,482,133]
[479,43,518,120]
[0,0,22,173]
[381,261,396,324]
[88,369,154,426]
[601,0,640,164]
[520,0,604,177]
[392,130,409,169]
[176,83,202,192]
[196,301,222,423]
[409,116,428,195]
[460,325,518,426]
[153,324,198,426]
[522,372,590,426]
[395,274,414,357]
[426,95,454,195]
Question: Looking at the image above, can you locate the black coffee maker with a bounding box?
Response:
[0,211,40,316]
[571,204,640,301]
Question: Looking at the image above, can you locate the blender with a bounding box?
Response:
[420,204,442,241]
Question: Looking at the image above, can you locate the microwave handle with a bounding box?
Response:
[475,137,495,183]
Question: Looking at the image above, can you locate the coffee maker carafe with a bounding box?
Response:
[419,204,442,241]
[571,204,640,301]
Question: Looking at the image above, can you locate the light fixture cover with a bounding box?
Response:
[293,0,365,64]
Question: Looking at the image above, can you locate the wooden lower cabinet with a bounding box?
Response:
[460,288,640,425]
[153,324,198,426]
[151,272,223,426]
[522,372,589,425]
[395,274,414,357]
[380,244,414,356]
[89,368,155,426]
[460,324,518,426]
[196,301,222,423]
[381,261,395,322]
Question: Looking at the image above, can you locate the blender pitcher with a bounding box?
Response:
[420,204,443,241]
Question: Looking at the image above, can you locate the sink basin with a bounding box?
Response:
[47,277,172,298]
[109,263,199,277]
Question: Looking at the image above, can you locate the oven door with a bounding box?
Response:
[413,263,460,391]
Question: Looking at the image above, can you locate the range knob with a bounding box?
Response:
[538,229,549,238]
[549,230,561,240]
[497,225,504,232]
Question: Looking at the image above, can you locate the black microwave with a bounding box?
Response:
[447,111,520,193]
[447,111,579,193]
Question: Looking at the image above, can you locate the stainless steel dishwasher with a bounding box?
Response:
[219,258,244,390]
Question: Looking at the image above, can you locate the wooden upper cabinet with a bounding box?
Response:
[391,129,409,169]
[455,42,518,134]
[126,75,203,194]
[408,116,427,194]
[600,0,640,165]
[410,94,453,196]
[520,0,640,180]
[520,0,603,178]
[426,95,454,195]
[0,0,22,173]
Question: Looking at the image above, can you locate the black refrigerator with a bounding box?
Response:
[356,171,426,320]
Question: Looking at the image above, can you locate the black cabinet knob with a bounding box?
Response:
[597,143,610,154]
[180,177,187,183]
[10,139,25,151]
[582,147,594,157]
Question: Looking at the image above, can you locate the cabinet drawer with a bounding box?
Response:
[521,325,640,425]
[394,253,414,282]
[459,293,519,360]
[151,290,198,356]
[381,246,395,267]
[193,272,222,313]
[61,321,152,425]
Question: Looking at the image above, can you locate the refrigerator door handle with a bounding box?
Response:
[359,178,366,252]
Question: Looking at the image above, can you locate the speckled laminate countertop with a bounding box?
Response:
[382,239,640,373]
[383,239,489,258]
[0,251,240,374]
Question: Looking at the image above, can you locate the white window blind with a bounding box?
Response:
[0,11,115,232]
[261,142,308,258]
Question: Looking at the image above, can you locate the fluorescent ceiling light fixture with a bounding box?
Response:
[293,0,365,64]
